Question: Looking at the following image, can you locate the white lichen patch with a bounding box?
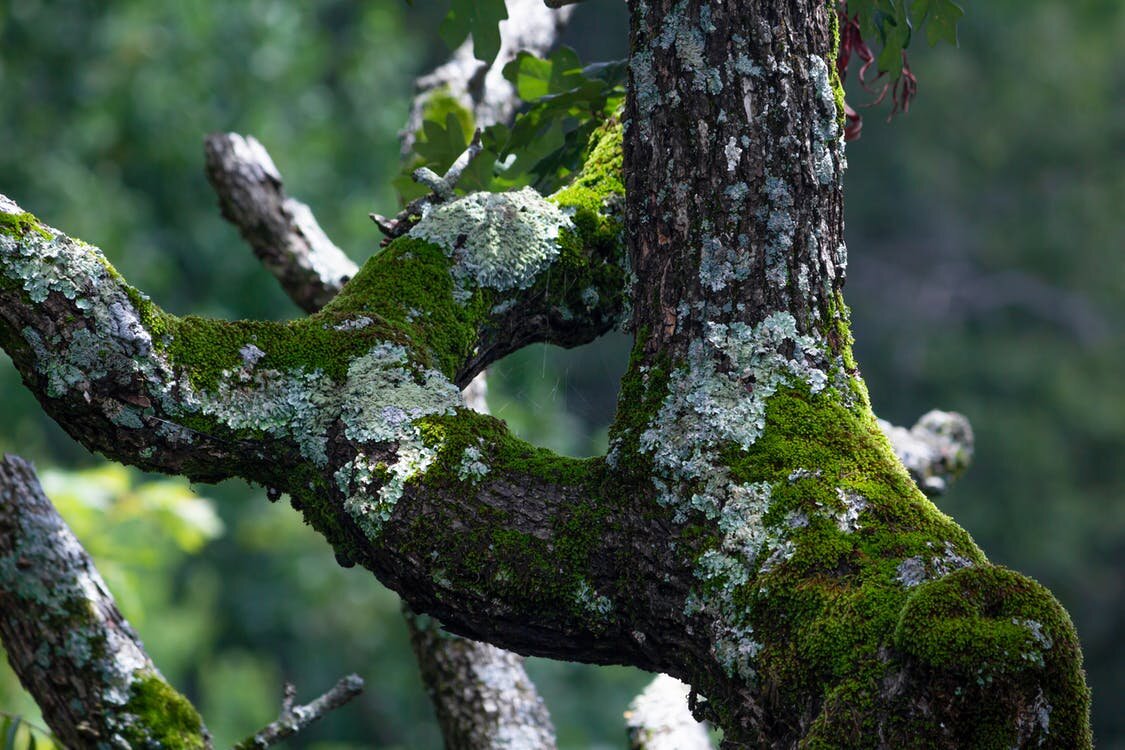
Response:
[201,365,337,465]
[458,444,490,482]
[807,55,843,186]
[895,541,975,588]
[724,136,743,172]
[640,312,830,484]
[833,488,868,533]
[762,175,796,295]
[574,579,614,623]
[409,188,573,302]
[2,198,466,546]
[330,343,461,536]
[239,343,266,366]
[699,233,752,293]
[337,343,460,444]
[332,316,373,331]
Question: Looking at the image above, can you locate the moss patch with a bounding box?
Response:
[119,673,207,750]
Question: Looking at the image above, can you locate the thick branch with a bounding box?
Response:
[0,130,641,667]
[204,132,358,313]
[612,1,1090,746]
[406,610,557,750]
[207,128,557,744]
[0,454,210,749]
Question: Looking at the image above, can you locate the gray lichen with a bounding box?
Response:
[640,312,840,680]
[458,444,491,482]
[409,188,573,302]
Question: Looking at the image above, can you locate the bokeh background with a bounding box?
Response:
[0,0,1121,747]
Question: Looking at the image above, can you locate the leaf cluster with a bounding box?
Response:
[398,47,625,201]
[845,0,964,76]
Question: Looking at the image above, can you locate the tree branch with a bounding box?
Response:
[207,127,557,749]
[204,132,358,313]
[232,675,364,750]
[878,409,974,496]
[625,674,712,750]
[0,454,210,749]
[406,610,557,750]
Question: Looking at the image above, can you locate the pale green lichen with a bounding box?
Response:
[639,312,842,679]
[895,540,976,588]
[807,55,842,186]
[699,231,752,293]
[408,188,573,303]
[573,579,614,623]
[457,444,490,481]
[761,176,796,294]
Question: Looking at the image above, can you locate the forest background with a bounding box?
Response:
[0,0,1121,747]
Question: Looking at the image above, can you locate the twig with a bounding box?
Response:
[371,130,485,240]
[233,675,364,750]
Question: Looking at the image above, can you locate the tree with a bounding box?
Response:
[0,0,1093,747]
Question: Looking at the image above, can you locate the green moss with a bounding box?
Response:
[825,0,847,130]
[0,210,52,241]
[323,237,488,379]
[120,673,207,750]
[392,409,629,628]
[155,311,395,390]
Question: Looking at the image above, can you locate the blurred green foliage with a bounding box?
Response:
[0,0,1121,748]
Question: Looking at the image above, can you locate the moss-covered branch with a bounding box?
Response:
[0,454,210,749]
[0,122,645,666]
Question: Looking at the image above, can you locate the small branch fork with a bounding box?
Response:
[370,129,485,242]
[233,676,365,750]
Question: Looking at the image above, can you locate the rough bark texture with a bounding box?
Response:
[0,454,210,749]
[407,609,557,750]
[0,0,1093,747]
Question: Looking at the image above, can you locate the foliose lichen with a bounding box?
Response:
[409,188,574,303]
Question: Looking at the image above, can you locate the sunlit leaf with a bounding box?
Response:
[439,0,508,62]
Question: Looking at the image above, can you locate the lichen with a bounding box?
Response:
[409,188,574,302]
[457,443,490,482]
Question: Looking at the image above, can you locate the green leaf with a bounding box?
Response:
[502,46,586,101]
[415,112,470,170]
[874,3,911,76]
[4,717,19,750]
[912,0,964,46]
[439,0,508,62]
[504,52,554,100]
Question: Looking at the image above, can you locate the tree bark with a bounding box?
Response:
[0,0,1092,747]
[0,455,210,749]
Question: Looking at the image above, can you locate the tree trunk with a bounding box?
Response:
[0,0,1092,747]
